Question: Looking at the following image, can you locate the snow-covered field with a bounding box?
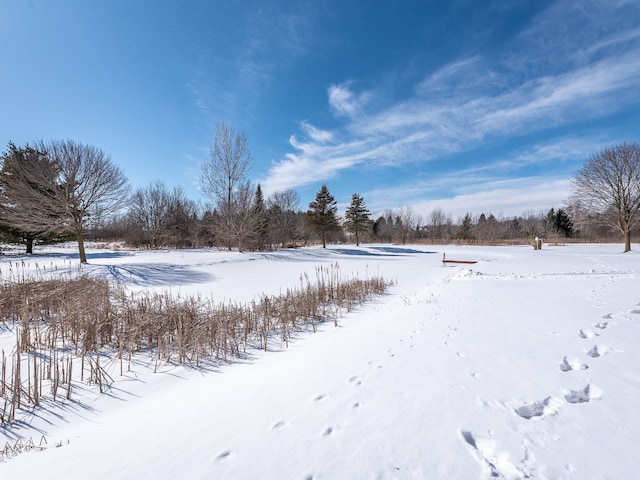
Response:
[1,242,639,479]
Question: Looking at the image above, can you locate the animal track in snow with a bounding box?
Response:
[630,309,640,315]
[215,450,232,462]
[565,384,602,403]
[323,426,336,437]
[314,393,327,402]
[515,396,562,419]
[271,420,287,430]
[586,344,610,358]
[594,321,610,329]
[347,375,363,387]
[602,313,612,319]
[559,356,589,372]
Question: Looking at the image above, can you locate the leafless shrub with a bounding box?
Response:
[0,436,48,462]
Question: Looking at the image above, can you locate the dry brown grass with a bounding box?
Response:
[0,263,393,425]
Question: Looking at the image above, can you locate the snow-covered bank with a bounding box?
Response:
[1,243,639,479]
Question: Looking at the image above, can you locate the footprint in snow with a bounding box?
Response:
[460,430,529,479]
[565,384,602,403]
[579,329,597,339]
[586,345,610,358]
[514,396,562,419]
[347,375,363,387]
[630,309,640,315]
[559,356,589,372]
[594,321,610,329]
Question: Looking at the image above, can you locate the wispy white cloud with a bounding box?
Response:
[363,174,571,221]
[300,121,334,144]
[328,83,371,118]
[359,135,606,214]
[262,0,640,204]
[474,52,640,134]
[187,1,323,127]
[409,177,571,220]
[472,136,607,174]
[262,133,374,194]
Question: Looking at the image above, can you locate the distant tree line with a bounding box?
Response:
[1,131,639,257]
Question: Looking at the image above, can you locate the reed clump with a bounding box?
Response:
[0,263,393,424]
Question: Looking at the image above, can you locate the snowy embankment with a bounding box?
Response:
[1,243,639,479]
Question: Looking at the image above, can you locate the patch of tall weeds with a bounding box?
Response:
[0,263,393,425]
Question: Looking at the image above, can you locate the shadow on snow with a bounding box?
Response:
[91,263,213,287]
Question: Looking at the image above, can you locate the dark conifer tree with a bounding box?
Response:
[253,183,268,250]
[0,142,70,253]
[456,213,475,240]
[554,208,574,238]
[344,193,371,246]
[306,184,340,248]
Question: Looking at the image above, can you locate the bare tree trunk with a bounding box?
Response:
[77,227,87,263]
[624,229,631,253]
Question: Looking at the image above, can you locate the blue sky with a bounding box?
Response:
[2,0,639,221]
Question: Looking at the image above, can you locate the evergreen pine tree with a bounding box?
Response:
[554,208,574,238]
[0,142,72,253]
[344,193,371,246]
[306,184,340,248]
[456,213,475,240]
[252,184,268,249]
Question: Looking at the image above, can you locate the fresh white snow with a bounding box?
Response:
[1,242,639,479]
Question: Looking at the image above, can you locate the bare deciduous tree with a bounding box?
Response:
[428,208,452,242]
[229,181,258,252]
[373,210,395,243]
[128,182,198,248]
[129,181,172,248]
[397,205,416,244]
[48,140,129,262]
[571,142,640,252]
[268,189,301,248]
[200,123,253,250]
